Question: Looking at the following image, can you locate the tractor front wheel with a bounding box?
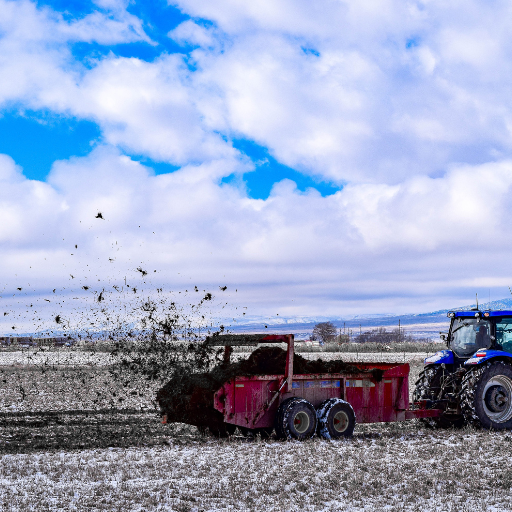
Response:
[461,361,512,430]
[275,397,317,440]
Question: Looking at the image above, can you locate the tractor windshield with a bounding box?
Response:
[450,317,492,358]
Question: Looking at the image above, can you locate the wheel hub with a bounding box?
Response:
[482,375,512,423]
[293,411,310,434]
[485,385,508,412]
[333,411,349,433]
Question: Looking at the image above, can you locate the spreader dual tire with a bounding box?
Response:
[317,398,355,439]
[461,361,512,430]
[275,397,317,440]
[413,365,465,429]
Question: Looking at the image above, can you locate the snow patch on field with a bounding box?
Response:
[0,428,511,511]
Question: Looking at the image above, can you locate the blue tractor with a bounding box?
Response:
[413,309,512,429]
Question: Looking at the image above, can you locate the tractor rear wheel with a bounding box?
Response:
[275,397,317,440]
[461,361,512,430]
[317,398,355,439]
[413,365,465,428]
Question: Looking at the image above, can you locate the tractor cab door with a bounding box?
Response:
[495,318,512,353]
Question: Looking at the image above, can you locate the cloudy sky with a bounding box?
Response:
[1,0,512,333]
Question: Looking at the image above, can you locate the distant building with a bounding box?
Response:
[0,336,76,347]
[299,339,321,346]
[0,336,36,346]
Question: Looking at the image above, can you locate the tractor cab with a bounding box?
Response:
[449,311,512,358]
[425,310,512,366]
[448,313,493,359]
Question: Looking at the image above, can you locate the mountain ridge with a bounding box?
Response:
[232,297,512,332]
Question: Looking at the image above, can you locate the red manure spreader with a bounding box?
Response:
[157,334,440,440]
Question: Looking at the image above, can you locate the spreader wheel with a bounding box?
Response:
[275,397,317,440]
[461,361,512,430]
[317,398,355,439]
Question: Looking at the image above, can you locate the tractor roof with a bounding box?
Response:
[448,310,512,318]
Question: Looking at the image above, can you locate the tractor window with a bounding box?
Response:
[450,318,491,358]
[496,320,512,353]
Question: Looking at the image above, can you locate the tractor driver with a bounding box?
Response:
[474,322,491,350]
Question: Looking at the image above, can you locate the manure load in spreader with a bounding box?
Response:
[157,334,440,440]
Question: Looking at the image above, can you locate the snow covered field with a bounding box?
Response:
[2,350,506,511]
[1,424,510,511]
[0,350,430,368]
[0,350,115,367]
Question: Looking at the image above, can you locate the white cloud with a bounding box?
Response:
[2,147,512,330]
[0,0,150,109]
[74,55,236,165]
[168,20,216,48]
[162,0,512,184]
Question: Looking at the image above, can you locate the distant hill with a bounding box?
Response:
[230,297,512,337]
[9,297,512,340]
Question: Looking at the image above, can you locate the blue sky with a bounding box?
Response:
[0,112,100,180]
[2,0,512,333]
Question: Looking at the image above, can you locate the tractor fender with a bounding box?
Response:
[424,350,454,365]
[465,349,512,367]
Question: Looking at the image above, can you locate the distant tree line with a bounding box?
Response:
[353,327,414,344]
[310,322,428,344]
